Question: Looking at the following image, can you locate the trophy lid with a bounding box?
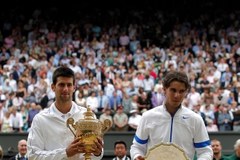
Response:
[83,106,96,120]
[66,105,112,139]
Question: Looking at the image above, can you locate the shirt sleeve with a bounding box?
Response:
[130,114,149,159]
[194,115,213,160]
[27,115,69,160]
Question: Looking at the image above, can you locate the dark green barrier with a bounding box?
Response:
[0,131,238,159]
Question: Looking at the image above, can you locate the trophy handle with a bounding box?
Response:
[67,118,77,137]
[101,119,112,134]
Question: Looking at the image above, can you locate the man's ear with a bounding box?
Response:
[163,87,166,95]
[51,84,55,92]
[73,85,76,92]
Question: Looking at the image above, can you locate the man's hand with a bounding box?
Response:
[66,137,85,157]
[66,137,103,157]
[91,137,103,156]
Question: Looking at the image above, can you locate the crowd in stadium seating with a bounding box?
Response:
[0,5,240,133]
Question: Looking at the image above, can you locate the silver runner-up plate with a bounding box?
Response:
[145,143,189,160]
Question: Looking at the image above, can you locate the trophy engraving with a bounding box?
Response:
[67,106,112,160]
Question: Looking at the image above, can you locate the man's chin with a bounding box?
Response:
[172,102,181,107]
[61,96,71,101]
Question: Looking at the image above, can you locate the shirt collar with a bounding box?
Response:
[163,102,183,115]
[50,101,77,120]
[116,156,127,160]
[17,153,27,158]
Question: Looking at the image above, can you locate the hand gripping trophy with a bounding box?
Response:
[67,106,112,160]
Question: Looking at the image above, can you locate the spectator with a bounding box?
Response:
[9,139,28,160]
[109,91,122,111]
[12,93,25,110]
[0,145,3,160]
[230,101,240,132]
[193,104,207,126]
[122,92,132,113]
[136,91,151,113]
[20,105,28,132]
[86,91,98,113]
[143,74,154,93]
[9,106,23,132]
[211,139,228,160]
[206,118,219,132]
[130,95,139,110]
[119,32,130,47]
[113,105,128,131]
[125,82,138,97]
[202,104,215,121]
[74,90,86,108]
[99,108,113,130]
[1,108,13,132]
[112,140,131,160]
[27,102,40,129]
[15,80,27,99]
[226,139,240,159]
[39,88,49,109]
[103,79,115,99]
[186,87,202,110]
[128,109,142,131]
[151,84,165,108]
[0,101,4,131]
[218,107,233,131]
[97,90,109,112]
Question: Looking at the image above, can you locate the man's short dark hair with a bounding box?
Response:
[114,140,127,149]
[162,71,190,92]
[52,66,75,84]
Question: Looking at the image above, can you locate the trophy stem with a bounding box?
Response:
[84,153,91,160]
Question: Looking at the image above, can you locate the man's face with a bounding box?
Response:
[211,141,221,154]
[114,144,127,158]
[51,76,75,102]
[18,140,27,156]
[236,145,240,157]
[164,81,187,108]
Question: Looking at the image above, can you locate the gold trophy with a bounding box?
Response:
[67,106,112,160]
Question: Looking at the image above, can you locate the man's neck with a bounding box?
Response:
[55,101,72,114]
[213,153,222,160]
